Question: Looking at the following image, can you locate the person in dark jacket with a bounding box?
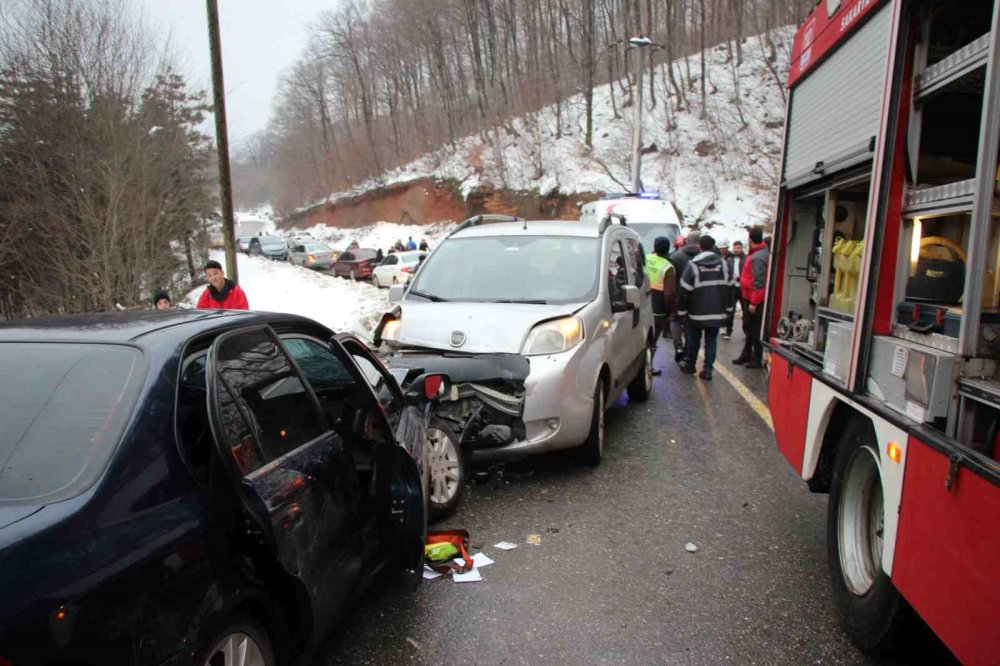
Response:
[153,291,172,310]
[723,240,746,339]
[677,235,733,380]
[669,232,701,362]
[735,227,770,368]
[376,248,385,262]
[196,260,250,310]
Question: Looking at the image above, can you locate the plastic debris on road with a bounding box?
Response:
[423,565,443,579]
[494,541,518,550]
[685,542,699,553]
[526,534,542,545]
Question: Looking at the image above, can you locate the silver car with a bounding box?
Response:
[377,215,654,497]
[290,242,335,270]
[249,235,289,260]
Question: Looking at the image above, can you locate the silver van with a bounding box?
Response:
[375,215,655,512]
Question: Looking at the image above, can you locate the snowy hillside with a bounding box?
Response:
[310,29,793,236]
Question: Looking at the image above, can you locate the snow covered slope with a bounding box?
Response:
[309,29,793,237]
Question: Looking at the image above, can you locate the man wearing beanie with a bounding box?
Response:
[153,291,172,310]
[734,227,769,369]
[676,234,733,380]
[197,260,249,310]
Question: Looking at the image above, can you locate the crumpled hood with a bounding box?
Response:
[396,301,585,354]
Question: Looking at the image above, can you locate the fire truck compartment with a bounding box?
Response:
[866,335,960,428]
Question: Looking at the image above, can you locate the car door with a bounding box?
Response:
[334,335,427,550]
[606,233,635,392]
[284,333,426,576]
[624,237,647,360]
[376,255,397,283]
[205,325,363,636]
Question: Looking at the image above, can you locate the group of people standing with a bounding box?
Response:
[645,226,770,380]
[151,260,250,312]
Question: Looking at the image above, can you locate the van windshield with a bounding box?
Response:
[630,222,681,249]
[0,343,144,505]
[408,235,600,304]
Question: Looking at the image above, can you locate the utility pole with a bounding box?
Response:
[628,37,660,194]
[206,0,238,282]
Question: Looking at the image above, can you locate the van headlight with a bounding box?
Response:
[522,317,584,355]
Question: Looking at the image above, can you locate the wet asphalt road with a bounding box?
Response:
[316,327,876,665]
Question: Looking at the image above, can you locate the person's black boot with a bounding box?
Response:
[678,361,696,375]
[733,354,750,365]
[745,358,763,369]
[699,369,713,380]
[675,349,685,363]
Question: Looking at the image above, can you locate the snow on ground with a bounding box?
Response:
[286,220,455,254]
[301,28,794,240]
[182,251,389,338]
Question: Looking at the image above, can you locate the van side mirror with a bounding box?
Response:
[622,284,641,309]
[388,284,405,304]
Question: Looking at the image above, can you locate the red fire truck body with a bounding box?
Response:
[766,0,999,662]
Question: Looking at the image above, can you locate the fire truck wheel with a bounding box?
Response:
[827,417,913,655]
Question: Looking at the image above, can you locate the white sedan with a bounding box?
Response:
[372,251,427,288]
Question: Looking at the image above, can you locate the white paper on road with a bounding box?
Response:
[422,565,443,580]
[494,541,518,551]
[454,553,495,569]
[453,568,483,583]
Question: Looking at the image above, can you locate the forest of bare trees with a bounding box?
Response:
[237,0,816,212]
[0,0,214,319]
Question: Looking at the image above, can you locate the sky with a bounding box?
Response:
[137,0,335,143]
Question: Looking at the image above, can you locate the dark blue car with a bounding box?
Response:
[0,310,438,665]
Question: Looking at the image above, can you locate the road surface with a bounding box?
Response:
[316,328,888,665]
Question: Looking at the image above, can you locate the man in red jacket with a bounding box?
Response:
[734,227,769,368]
[196,260,249,310]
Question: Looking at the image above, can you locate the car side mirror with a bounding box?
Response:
[388,284,405,304]
[404,373,452,403]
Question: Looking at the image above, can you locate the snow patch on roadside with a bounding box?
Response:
[182,251,389,338]
[288,221,455,253]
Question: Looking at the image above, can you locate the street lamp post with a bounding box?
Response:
[627,37,660,194]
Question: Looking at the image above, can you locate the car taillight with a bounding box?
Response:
[401,266,413,273]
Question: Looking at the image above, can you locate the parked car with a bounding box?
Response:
[0,310,448,666]
[208,230,225,248]
[372,251,428,288]
[249,235,289,261]
[290,242,336,270]
[237,236,253,253]
[375,214,654,513]
[285,232,316,250]
[332,248,379,281]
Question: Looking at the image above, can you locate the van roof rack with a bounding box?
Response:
[599,213,628,234]
[450,214,527,236]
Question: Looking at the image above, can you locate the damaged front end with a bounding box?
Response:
[387,353,529,455]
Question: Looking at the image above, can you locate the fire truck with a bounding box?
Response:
[765,0,999,663]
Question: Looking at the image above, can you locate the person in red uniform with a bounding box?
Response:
[196,260,249,310]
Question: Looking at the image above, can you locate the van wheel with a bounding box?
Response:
[828,417,914,655]
[195,615,275,666]
[427,419,465,519]
[579,383,605,466]
[627,345,653,402]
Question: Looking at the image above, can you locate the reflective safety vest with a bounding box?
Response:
[645,254,673,291]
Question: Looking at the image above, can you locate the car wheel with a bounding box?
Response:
[627,343,653,402]
[579,382,606,466]
[393,276,399,284]
[427,419,465,519]
[349,269,356,281]
[373,274,381,289]
[195,615,275,666]
[828,417,914,655]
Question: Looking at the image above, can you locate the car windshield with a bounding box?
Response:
[306,243,331,252]
[0,343,144,505]
[258,236,283,247]
[630,222,681,249]
[353,249,377,260]
[408,235,600,304]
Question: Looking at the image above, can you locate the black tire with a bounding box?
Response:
[579,382,606,466]
[193,614,276,666]
[627,343,653,402]
[827,417,914,655]
[373,274,381,289]
[427,418,465,520]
